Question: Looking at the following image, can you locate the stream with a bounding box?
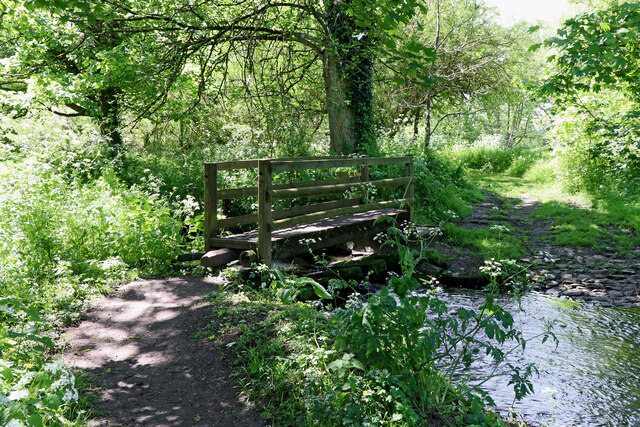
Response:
[429,290,640,426]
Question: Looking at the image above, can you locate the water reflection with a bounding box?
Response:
[426,290,640,426]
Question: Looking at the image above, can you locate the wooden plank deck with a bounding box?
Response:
[209,208,407,259]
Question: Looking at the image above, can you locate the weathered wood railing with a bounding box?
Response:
[204,156,414,266]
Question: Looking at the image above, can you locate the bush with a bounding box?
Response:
[209,225,542,426]
[523,157,556,184]
[378,134,483,223]
[547,100,640,198]
[0,159,195,320]
[452,146,515,173]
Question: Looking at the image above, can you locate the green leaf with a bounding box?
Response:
[311,282,331,299]
[528,43,541,53]
[0,366,14,381]
[43,393,61,410]
[24,306,42,322]
[27,412,43,427]
[406,40,422,53]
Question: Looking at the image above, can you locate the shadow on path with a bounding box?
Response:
[62,277,263,426]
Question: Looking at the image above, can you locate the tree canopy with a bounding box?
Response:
[1,0,439,155]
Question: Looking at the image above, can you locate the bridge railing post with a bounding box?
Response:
[405,158,415,223]
[204,162,218,251]
[258,159,273,266]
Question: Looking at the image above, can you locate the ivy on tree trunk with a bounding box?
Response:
[326,0,376,155]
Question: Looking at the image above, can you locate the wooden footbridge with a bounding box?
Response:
[201,156,415,267]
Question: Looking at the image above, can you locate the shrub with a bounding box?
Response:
[0,159,190,317]
[211,223,544,426]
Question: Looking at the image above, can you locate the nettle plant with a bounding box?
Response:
[0,297,83,426]
[326,220,543,424]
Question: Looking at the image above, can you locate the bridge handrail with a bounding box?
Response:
[204,156,414,265]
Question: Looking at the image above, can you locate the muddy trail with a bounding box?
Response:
[442,190,640,307]
[61,277,263,427]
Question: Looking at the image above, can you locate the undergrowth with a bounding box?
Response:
[0,154,201,424]
[202,226,544,426]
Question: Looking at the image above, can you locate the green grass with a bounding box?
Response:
[444,224,526,260]
[470,172,640,253]
[470,172,593,206]
[531,201,640,252]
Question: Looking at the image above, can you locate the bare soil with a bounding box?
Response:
[61,276,264,427]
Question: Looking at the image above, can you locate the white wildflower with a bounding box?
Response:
[489,224,510,233]
[43,360,65,374]
[62,387,79,403]
[8,389,28,401]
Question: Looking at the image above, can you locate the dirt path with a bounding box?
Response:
[61,276,264,427]
[456,191,640,307]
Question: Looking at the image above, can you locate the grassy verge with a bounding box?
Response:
[471,173,640,253]
[443,224,527,261]
[201,288,515,426]
[200,228,541,427]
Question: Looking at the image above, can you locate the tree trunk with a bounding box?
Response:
[98,87,123,157]
[423,0,440,152]
[413,108,421,139]
[324,0,376,155]
[324,52,356,155]
[424,91,432,149]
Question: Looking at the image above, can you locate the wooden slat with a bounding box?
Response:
[273,198,361,220]
[405,161,415,223]
[215,198,362,229]
[209,237,255,250]
[258,160,273,266]
[217,213,259,229]
[270,156,413,172]
[209,156,352,171]
[215,175,359,200]
[203,163,218,251]
[212,159,259,171]
[272,199,414,231]
[274,175,360,190]
[218,186,258,199]
[272,176,413,200]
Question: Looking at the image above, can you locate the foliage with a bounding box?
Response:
[379,134,483,222]
[0,121,206,424]
[446,139,545,177]
[0,0,440,155]
[540,2,640,99]
[0,159,190,310]
[539,2,640,198]
[205,224,543,426]
[0,297,87,425]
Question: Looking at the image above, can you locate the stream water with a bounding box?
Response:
[429,290,640,426]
